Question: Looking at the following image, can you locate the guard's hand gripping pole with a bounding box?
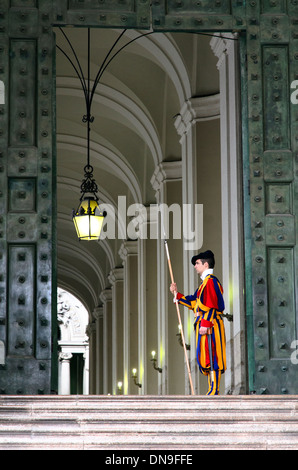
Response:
[164,239,195,396]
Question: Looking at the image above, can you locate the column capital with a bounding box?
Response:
[210,33,237,69]
[100,288,113,303]
[150,161,182,192]
[86,321,96,337]
[92,306,103,321]
[174,95,220,136]
[108,267,124,285]
[59,352,73,362]
[118,240,138,261]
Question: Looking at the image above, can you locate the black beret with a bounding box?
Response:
[191,250,214,266]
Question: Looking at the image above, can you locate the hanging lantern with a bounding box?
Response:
[72,165,106,241]
[58,27,110,241]
[73,196,106,241]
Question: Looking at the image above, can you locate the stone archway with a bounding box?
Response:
[57,288,89,395]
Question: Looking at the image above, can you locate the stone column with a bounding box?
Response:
[59,352,72,395]
[119,240,138,395]
[138,207,159,395]
[100,289,113,395]
[108,268,124,395]
[82,347,89,395]
[210,33,246,394]
[86,321,97,394]
[92,307,103,394]
[151,162,185,395]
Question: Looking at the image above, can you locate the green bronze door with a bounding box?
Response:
[245,2,298,394]
[0,2,56,394]
[0,0,150,394]
[151,0,298,394]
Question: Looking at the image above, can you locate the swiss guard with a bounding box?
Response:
[170,250,226,395]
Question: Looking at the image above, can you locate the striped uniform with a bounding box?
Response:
[176,274,226,395]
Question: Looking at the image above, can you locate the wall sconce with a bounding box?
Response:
[150,350,162,373]
[176,324,190,350]
[117,381,123,395]
[131,368,142,388]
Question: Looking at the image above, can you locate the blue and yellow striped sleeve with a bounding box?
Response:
[176,290,198,312]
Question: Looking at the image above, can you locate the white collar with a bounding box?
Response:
[200,268,214,281]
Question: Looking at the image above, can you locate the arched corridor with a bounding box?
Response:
[57,288,89,395]
[55,28,244,395]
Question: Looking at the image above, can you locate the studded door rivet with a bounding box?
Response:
[40,317,48,326]
[18,296,25,305]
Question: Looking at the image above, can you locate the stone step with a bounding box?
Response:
[0,395,298,450]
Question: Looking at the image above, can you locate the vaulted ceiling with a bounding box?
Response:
[55,27,219,315]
